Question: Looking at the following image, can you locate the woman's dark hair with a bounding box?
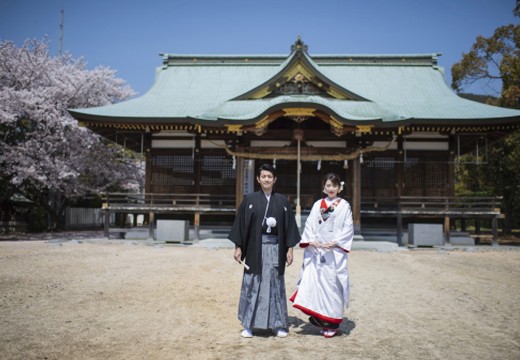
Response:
[321,172,342,191]
[256,163,277,178]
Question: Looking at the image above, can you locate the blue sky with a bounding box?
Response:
[1,0,518,96]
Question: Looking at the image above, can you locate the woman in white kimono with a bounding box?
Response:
[290,173,354,338]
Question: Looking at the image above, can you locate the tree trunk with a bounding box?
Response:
[36,191,67,231]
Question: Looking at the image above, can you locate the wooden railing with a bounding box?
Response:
[361,196,502,216]
[100,192,236,240]
[360,196,503,246]
[100,193,503,245]
[101,192,236,213]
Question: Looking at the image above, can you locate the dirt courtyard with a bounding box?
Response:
[0,239,519,360]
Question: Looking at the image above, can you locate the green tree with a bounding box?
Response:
[451,24,519,108]
[484,132,520,233]
[451,22,520,234]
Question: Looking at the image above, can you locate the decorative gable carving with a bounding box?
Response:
[247,59,360,100]
[266,71,332,98]
[237,38,368,101]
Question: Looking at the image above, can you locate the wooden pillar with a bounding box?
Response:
[444,216,450,244]
[397,211,403,246]
[352,155,361,235]
[144,133,152,193]
[492,216,498,246]
[442,136,457,245]
[148,211,155,240]
[396,135,404,246]
[397,135,405,197]
[141,133,153,239]
[193,134,201,242]
[103,208,110,239]
[194,212,200,242]
[235,157,244,209]
[448,135,456,197]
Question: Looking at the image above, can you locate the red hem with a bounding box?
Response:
[290,291,342,324]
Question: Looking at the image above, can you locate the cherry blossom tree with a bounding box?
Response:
[0,39,144,230]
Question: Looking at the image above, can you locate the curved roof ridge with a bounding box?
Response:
[196,95,402,123]
[68,39,520,126]
[231,46,369,101]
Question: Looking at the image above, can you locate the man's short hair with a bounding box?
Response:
[257,163,277,178]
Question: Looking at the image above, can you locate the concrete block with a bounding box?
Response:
[156,220,189,242]
[449,232,475,246]
[408,223,444,246]
[125,228,150,240]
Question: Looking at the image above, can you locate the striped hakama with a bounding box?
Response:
[238,235,288,330]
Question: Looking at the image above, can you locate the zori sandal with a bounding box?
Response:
[322,328,339,338]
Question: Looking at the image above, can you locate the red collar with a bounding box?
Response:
[320,198,342,221]
[321,198,341,209]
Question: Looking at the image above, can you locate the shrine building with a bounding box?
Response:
[69,38,520,244]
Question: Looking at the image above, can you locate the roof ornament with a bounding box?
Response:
[291,36,308,53]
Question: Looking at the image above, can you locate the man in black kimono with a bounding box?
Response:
[229,163,301,338]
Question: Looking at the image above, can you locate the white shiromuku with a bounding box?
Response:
[291,197,354,324]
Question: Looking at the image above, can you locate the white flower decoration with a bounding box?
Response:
[265,217,277,233]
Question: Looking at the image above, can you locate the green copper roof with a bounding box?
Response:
[69,40,520,126]
[198,96,402,122]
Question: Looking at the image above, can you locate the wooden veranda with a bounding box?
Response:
[101,193,235,241]
[361,196,503,245]
[101,193,503,245]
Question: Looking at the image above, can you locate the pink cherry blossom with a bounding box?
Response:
[0,39,144,229]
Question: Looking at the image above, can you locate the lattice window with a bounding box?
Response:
[404,157,423,190]
[404,156,448,196]
[362,157,397,188]
[200,155,236,189]
[425,162,447,188]
[151,154,193,187]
